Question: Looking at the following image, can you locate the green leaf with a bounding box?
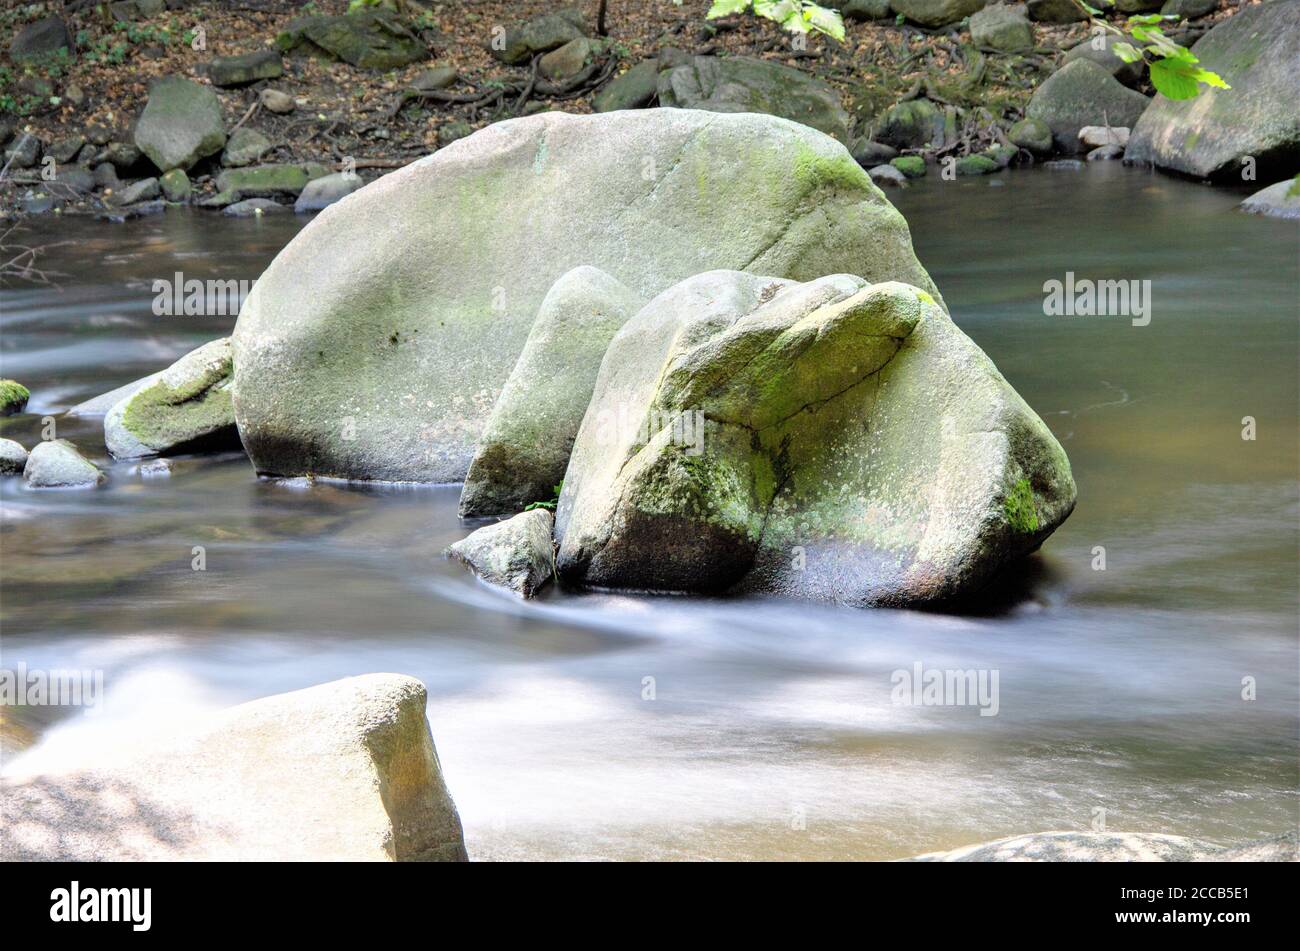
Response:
[1111,41,1143,64]
[1149,55,1228,100]
[707,0,751,19]
[803,5,845,40]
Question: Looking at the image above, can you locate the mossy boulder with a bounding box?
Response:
[877,99,954,151]
[447,510,557,598]
[23,440,105,489]
[208,49,283,88]
[222,128,273,167]
[892,0,988,27]
[657,55,852,143]
[9,16,72,62]
[105,338,239,459]
[956,154,999,175]
[214,163,324,200]
[555,271,1074,606]
[231,111,942,483]
[277,10,427,69]
[459,267,646,518]
[970,4,1034,53]
[159,168,191,201]
[0,379,30,415]
[1125,2,1300,180]
[1027,59,1149,154]
[134,77,226,173]
[890,155,927,178]
[1008,116,1053,154]
[593,59,660,112]
[489,9,588,65]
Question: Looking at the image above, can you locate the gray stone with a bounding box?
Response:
[230,110,942,484]
[134,76,227,172]
[851,138,899,166]
[490,9,588,66]
[1079,124,1129,148]
[1042,158,1084,170]
[214,163,322,200]
[460,267,646,517]
[892,0,988,27]
[437,121,473,147]
[1008,116,1053,154]
[50,166,95,193]
[208,49,283,87]
[105,338,237,459]
[555,271,1074,606]
[224,197,289,217]
[658,55,852,143]
[160,167,191,201]
[447,509,557,598]
[222,127,273,167]
[1027,59,1149,153]
[1086,144,1124,161]
[1161,0,1217,18]
[877,98,954,151]
[970,4,1033,53]
[0,438,28,474]
[19,190,56,215]
[259,88,295,114]
[1240,176,1300,220]
[23,440,105,488]
[4,133,42,169]
[411,66,458,92]
[108,177,161,207]
[92,162,122,191]
[0,675,468,861]
[540,37,595,83]
[277,11,427,69]
[294,171,363,213]
[842,0,894,20]
[9,16,72,62]
[1062,32,1144,87]
[1126,3,1300,180]
[48,134,86,163]
[593,59,659,112]
[1026,0,1087,22]
[94,141,144,171]
[869,163,908,187]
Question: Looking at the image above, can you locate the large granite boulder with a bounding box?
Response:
[0,675,467,861]
[231,110,941,483]
[459,266,646,517]
[277,10,427,69]
[1027,59,1149,153]
[133,77,226,173]
[892,0,988,27]
[447,509,557,598]
[1125,2,1300,180]
[554,271,1074,607]
[104,338,239,459]
[658,55,852,143]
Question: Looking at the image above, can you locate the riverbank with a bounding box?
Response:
[0,0,1257,222]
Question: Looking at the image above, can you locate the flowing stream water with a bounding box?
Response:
[2,162,1297,860]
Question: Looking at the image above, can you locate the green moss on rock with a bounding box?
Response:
[0,379,31,415]
[1004,477,1040,533]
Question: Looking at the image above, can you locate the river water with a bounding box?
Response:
[2,162,1297,860]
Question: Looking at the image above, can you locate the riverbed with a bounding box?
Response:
[2,162,1296,860]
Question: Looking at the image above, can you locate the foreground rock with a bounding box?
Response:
[657,55,851,143]
[1241,176,1300,220]
[0,438,28,474]
[23,440,105,488]
[1,675,468,861]
[134,77,227,173]
[1125,2,1300,179]
[460,267,645,517]
[231,110,941,483]
[447,509,557,598]
[1027,59,1149,154]
[911,830,1298,862]
[105,338,238,459]
[554,271,1074,606]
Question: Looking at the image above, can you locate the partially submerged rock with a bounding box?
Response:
[0,379,30,415]
[1125,2,1300,180]
[104,338,238,459]
[658,55,851,143]
[1027,59,1149,154]
[0,438,28,474]
[231,110,941,483]
[23,439,105,489]
[134,76,227,173]
[1008,117,1053,155]
[294,171,363,213]
[447,509,557,598]
[460,266,646,518]
[1240,176,1300,220]
[555,271,1074,606]
[1,675,468,861]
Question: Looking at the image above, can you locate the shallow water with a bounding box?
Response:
[2,162,1297,860]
